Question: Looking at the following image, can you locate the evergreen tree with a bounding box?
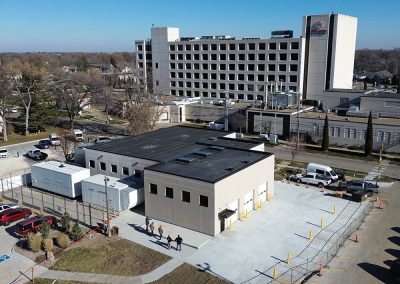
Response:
[71,222,83,241]
[364,111,373,156]
[321,115,329,151]
[60,212,71,232]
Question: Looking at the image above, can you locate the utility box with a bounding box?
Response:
[31,161,90,198]
[81,175,144,211]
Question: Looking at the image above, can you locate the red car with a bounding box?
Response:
[0,208,32,226]
[15,216,57,237]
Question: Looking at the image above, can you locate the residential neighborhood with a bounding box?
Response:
[0,1,400,284]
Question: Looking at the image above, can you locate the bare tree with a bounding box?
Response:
[7,60,47,135]
[58,129,79,161]
[287,135,304,165]
[0,66,16,142]
[52,70,103,129]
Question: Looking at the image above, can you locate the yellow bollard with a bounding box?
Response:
[309,229,313,240]
[273,266,277,280]
[333,205,337,215]
[255,201,258,211]
[259,200,262,208]
[229,219,232,230]
[287,252,291,266]
[246,209,248,219]
[320,218,324,228]
[241,211,244,221]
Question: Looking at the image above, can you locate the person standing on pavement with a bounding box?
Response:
[167,235,172,249]
[145,216,150,232]
[149,222,155,236]
[175,235,183,251]
[158,225,164,240]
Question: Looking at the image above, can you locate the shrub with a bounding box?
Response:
[70,222,83,241]
[40,223,51,238]
[56,233,70,249]
[27,233,42,253]
[42,237,53,252]
[60,212,71,232]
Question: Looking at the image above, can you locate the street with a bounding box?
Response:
[308,181,400,284]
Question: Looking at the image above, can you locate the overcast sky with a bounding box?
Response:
[1,0,399,52]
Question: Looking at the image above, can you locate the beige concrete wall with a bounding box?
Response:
[360,96,400,115]
[144,154,275,236]
[214,154,275,234]
[144,170,216,235]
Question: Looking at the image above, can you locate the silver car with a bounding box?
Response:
[0,203,19,213]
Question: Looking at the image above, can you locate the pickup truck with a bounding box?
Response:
[26,149,48,160]
[294,172,331,188]
[339,180,379,196]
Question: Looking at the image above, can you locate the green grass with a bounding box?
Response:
[51,239,170,276]
[304,146,378,162]
[180,122,208,129]
[78,114,95,120]
[109,119,127,125]
[0,127,61,147]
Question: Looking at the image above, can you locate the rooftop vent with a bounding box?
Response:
[208,137,218,141]
[59,164,65,168]
[241,160,249,164]
[193,150,211,157]
[209,146,225,151]
[225,167,234,171]
[175,156,196,163]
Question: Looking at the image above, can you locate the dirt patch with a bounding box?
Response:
[30,280,86,284]
[51,238,171,276]
[151,263,229,284]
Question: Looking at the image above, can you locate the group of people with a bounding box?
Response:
[145,216,183,251]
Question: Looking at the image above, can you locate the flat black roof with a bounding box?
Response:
[146,145,270,183]
[86,126,260,162]
[86,126,272,183]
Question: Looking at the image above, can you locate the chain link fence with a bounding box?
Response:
[1,179,106,229]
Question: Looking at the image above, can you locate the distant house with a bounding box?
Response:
[366,70,393,84]
[118,66,136,82]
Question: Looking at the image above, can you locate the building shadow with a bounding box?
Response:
[391,227,400,234]
[358,262,393,283]
[388,236,400,246]
[130,203,145,215]
[385,248,400,259]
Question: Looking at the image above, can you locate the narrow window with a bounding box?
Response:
[89,160,95,168]
[123,167,129,175]
[200,195,208,207]
[111,164,117,173]
[100,162,106,171]
[166,187,173,198]
[182,191,190,203]
[150,183,157,195]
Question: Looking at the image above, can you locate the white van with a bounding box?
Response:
[307,163,339,182]
[73,129,84,142]
[0,149,8,158]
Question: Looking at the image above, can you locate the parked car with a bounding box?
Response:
[0,148,8,158]
[294,172,331,188]
[307,163,339,182]
[0,203,19,213]
[73,129,84,142]
[37,139,51,149]
[14,215,57,237]
[93,136,112,144]
[390,258,400,283]
[49,133,61,146]
[0,208,32,226]
[339,180,380,195]
[26,149,48,160]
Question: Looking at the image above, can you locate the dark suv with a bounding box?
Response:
[0,208,32,226]
[15,216,57,237]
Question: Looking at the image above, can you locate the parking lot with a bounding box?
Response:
[184,181,371,283]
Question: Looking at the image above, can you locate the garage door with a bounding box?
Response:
[243,190,254,213]
[258,182,267,202]
[227,199,239,223]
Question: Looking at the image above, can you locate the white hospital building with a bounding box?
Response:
[135,13,358,108]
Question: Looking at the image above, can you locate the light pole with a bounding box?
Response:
[224,90,229,131]
[104,176,111,237]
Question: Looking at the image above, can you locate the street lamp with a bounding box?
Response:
[104,176,111,237]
